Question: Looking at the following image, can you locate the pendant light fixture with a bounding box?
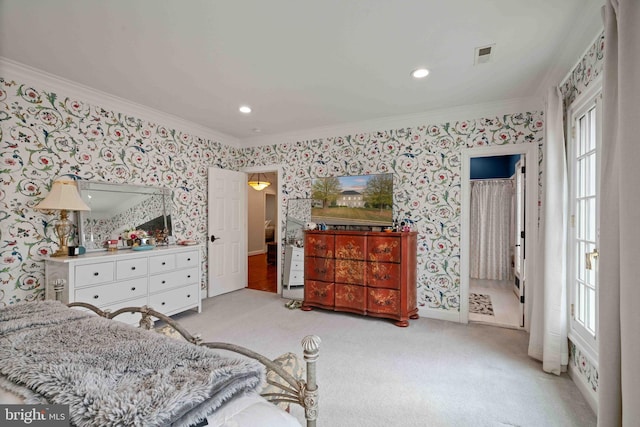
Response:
[248,173,270,191]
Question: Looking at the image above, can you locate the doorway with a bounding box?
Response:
[460,144,538,330]
[244,167,282,294]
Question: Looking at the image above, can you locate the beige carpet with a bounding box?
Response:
[172,289,596,427]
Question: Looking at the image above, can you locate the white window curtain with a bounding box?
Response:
[527,86,568,375]
[469,180,514,281]
[598,1,640,425]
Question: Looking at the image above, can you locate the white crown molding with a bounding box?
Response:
[0,57,241,148]
[240,96,542,148]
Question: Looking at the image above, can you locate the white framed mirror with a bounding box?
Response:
[76,181,173,251]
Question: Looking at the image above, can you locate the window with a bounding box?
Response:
[568,89,601,352]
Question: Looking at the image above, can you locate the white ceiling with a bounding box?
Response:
[0,0,603,145]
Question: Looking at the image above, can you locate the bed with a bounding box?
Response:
[0,300,321,427]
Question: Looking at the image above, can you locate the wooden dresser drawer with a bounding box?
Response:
[304,280,334,307]
[149,254,176,272]
[149,267,198,293]
[75,262,114,286]
[75,277,147,306]
[335,259,365,285]
[367,288,400,315]
[116,258,148,280]
[335,235,366,260]
[305,257,335,282]
[366,262,400,289]
[335,284,365,313]
[305,234,335,258]
[367,236,401,262]
[176,250,199,268]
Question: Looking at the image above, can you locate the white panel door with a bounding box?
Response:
[513,156,526,327]
[208,167,247,297]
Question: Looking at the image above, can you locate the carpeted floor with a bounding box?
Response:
[172,289,596,427]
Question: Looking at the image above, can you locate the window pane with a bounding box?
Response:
[588,288,596,333]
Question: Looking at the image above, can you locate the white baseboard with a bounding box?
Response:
[419,307,461,323]
[248,249,266,256]
[568,362,598,415]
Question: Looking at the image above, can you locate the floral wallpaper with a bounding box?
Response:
[0,76,240,304]
[560,31,605,399]
[239,116,544,312]
[560,32,605,108]
[1,71,545,311]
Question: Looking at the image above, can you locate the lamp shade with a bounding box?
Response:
[35,179,90,212]
[248,173,271,191]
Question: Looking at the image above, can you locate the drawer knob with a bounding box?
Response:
[162,262,166,265]
[93,272,99,276]
[187,294,191,298]
[161,302,166,305]
[131,287,136,291]
[162,280,166,284]
[187,275,191,278]
[131,266,136,270]
[187,258,191,261]
[93,295,99,299]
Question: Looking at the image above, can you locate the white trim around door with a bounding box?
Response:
[243,164,284,295]
[460,143,539,329]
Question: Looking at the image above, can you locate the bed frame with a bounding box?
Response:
[68,302,321,427]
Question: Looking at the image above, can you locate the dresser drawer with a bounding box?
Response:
[367,236,401,262]
[335,284,365,313]
[149,254,176,272]
[289,247,304,262]
[75,277,147,306]
[305,257,335,282]
[366,262,400,289]
[176,250,199,268]
[335,259,365,285]
[304,280,334,307]
[149,267,198,293]
[367,288,400,315]
[289,260,304,271]
[75,262,114,287]
[287,270,304,284]
[102,296,149,325]
[335,235,366,260]
[116,258,148,280]
[149,283,199,315]
[305,234,335,258]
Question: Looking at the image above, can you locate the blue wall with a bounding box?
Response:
[470,155,521,179]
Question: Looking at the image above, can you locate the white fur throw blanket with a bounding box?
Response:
[0,301,265,427]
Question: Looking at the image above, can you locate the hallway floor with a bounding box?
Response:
[247,253,277,293]
[469,278,522,328]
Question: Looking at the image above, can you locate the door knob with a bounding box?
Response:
[210,235,220,242]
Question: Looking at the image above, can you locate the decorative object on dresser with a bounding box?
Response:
[44,245,202,324]
[34,178,91,257]
[302,230,418,327]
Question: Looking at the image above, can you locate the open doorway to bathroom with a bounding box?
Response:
[246,170,279,293]
[460,143,537,331]
[468,154,522,328]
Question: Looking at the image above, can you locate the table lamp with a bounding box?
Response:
[35,178,90,257]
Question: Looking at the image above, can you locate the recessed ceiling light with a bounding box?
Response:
[239,105,252,114]
[252,128,261,133]
[411,68,430,79]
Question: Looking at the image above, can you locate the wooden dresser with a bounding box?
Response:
[302,230,418,327]
[44,245,202,324]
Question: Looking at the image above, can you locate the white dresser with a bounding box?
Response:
[44,245,202,324]
[283,245,304,290]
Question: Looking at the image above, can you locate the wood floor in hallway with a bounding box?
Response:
[247,253,277,293]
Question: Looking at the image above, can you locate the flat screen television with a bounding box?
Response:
[311,173,393,230]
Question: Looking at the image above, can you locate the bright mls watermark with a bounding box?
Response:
[1,405,69,426]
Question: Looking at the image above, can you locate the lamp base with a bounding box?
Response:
[51,247,69,257]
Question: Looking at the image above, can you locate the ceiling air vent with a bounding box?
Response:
[474,44,495,65]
